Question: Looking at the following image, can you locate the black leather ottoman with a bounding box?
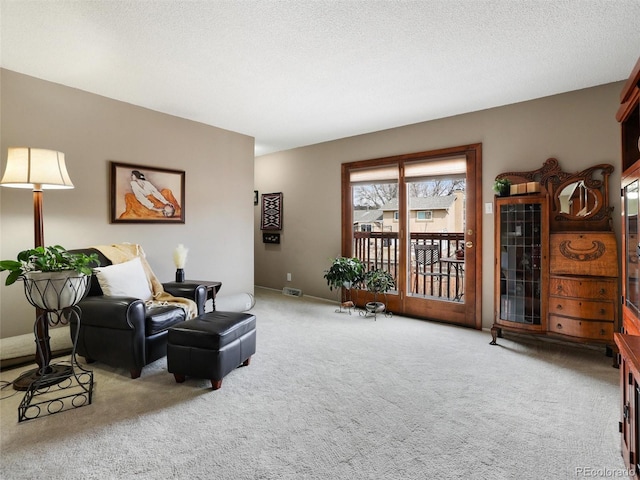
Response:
[167,311,256,390]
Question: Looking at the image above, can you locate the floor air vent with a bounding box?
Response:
[282,287,303,297]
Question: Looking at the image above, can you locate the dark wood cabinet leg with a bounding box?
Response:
[490,326,500,345]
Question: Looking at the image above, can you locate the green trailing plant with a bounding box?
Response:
[323,257,365,291]
[493,177,512,196]
[0,245,98,286]
[363,268,395,294]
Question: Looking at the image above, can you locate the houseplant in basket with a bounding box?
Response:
[363,268,395,315]
[0,245,98,310]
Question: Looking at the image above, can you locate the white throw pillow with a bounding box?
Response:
[94,257,153,301]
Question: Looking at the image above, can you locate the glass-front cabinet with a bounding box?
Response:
[615,54,640,476]
[622,169,640,335]
[491,159,616,351]
[491,195,548,343]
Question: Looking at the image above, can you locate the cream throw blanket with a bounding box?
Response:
[93,243,198,319]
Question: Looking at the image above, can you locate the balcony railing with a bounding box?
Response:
[353,231,465,301]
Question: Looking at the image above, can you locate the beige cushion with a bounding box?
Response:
[94,257,153,301]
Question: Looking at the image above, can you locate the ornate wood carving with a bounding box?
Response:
[496,158,614,231]
[558,239,606,261]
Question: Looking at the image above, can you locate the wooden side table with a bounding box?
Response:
[165,280,222,311]
[164,280,221,312]
[190,280,222,311]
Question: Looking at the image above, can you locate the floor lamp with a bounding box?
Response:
[0,147,74,391]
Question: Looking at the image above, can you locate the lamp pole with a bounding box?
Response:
[33,186,44,247]
[32,185,54,377]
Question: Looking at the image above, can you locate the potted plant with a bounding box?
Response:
[323,257,365,291]
[493,177,512,197]
[363,268,395,314]
[0,245,98,310]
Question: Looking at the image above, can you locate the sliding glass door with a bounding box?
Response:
[342,144,482,328]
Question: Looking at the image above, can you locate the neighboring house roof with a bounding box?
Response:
[353,209,383,223]
[380,195,456,211]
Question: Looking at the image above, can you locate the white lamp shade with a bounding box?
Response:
[1,147,74,190]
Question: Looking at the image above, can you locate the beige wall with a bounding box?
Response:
[1,70,621,336]
[254,81,624,329]
[0,69,255,338]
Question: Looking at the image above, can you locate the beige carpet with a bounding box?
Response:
[0,288,626,479]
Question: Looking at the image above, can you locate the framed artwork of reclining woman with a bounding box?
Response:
[110,161,185,224]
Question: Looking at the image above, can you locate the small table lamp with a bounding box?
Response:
[1,147,74,390]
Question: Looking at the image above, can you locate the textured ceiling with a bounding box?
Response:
[1,0,639,156]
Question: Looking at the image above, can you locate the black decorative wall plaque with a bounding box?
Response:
[262,233,281,244]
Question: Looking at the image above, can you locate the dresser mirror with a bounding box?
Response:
[557,181,598,217]
[543,160,613,231]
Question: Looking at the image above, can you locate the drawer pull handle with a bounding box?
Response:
[600,309,606,315]
[600,329,606,335]
[556,305,562,310]
[557,323,563,329]
[557,285,563,292]
[599,288,606,295]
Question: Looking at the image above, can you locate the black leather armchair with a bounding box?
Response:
[68,248,207,379]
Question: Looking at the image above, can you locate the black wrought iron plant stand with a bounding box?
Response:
[18,275,94,422]
[359,292,393,320]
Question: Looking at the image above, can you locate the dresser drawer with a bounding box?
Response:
[550,232,618,277]
[549,315,613,340]
[549,277,617,300]
[548,296,614,320]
